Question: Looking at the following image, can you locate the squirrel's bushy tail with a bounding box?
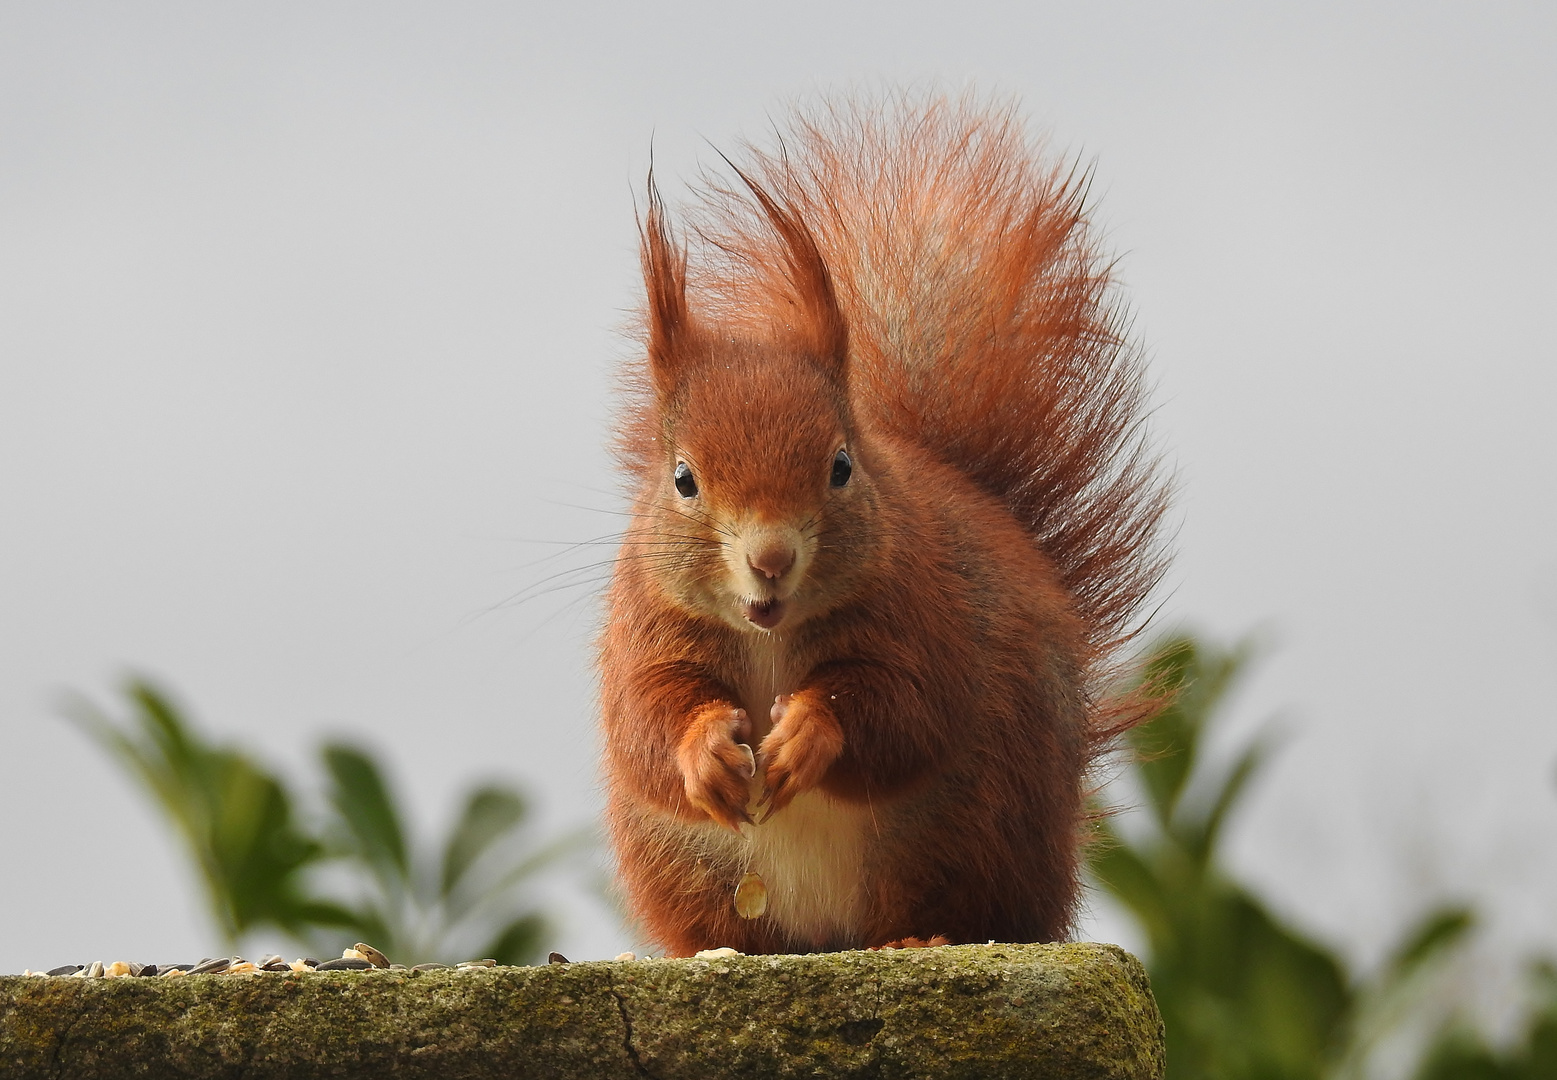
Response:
[686,93,1169,659]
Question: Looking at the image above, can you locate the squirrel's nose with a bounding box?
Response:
[748,542,796,581]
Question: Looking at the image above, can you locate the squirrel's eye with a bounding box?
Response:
[830,448,853,488]
[673,461,698,499]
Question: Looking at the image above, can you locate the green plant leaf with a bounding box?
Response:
[1183,736,1270,865]
[1384,906,1475,989]
[68,681,325,944]
[441,785,528,897]
[1128,636,1202,825]
[321,742,410,889]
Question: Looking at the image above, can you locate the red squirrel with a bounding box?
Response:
[598,95,1168,957]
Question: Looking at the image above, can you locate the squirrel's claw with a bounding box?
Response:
[756,691,844,819]
[734,741,756,779]
[756,777,795,820]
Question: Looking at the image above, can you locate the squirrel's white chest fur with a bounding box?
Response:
[702,633,873,948]
[737,789,872,947]
[673,790,871,950]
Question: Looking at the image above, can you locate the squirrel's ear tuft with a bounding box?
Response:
[733,167,848,381]
[640,175,693,396]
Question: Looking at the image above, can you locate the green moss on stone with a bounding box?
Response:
[1,942,1163,1079]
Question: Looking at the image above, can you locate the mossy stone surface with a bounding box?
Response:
[0,942,1163,1079]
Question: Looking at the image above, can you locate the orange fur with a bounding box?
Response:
[599,92,1168,957]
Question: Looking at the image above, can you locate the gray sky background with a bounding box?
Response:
[3,1,1554,1012]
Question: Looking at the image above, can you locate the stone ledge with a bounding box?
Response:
[0,942,1163,1079]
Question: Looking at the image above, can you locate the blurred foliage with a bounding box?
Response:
[71,640,1557,1076]
[69,683,352,944]
[1414,964,1557,1080]
[1090,635,1499,1080]
[317,741,586,965]
[71,680,585,966]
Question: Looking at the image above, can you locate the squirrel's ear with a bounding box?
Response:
[733,167,848,381]
[640,176,692,396]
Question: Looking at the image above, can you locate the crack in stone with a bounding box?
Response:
[863,966,886,1069]
[608,975,659,1080]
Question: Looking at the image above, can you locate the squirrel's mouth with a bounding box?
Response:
[742,597,786,630]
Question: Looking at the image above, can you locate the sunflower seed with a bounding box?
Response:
[46,965,82,977]
[734,871,768,919]
[316,957,373,971]
[352,942,390,969]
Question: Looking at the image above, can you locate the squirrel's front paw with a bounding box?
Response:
[677,704,756,831]
[757,692,844,818]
